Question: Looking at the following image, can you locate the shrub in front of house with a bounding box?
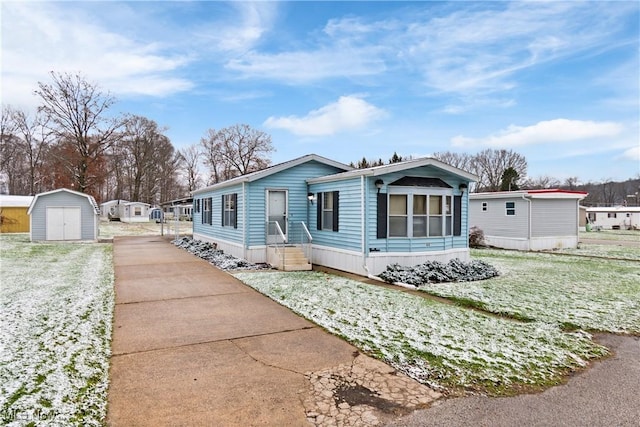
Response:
[173,236,269,270]
[378,258,499,286]
[469,226,486,248]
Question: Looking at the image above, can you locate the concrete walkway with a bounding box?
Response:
[106,236,440,426]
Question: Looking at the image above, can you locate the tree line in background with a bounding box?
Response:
[1,72,637,207]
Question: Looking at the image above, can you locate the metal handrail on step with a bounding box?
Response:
[266,220,287,268]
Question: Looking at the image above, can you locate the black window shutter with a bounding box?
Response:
[332,191,339,232]
[221,195,225,226]
[376,193,387,238]
[316,192,322,230]
[232,193,238,228]
[454,195,462,236]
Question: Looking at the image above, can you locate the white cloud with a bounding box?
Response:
[451,119,624,148]
[264,96,388,136]
[1,2,193,108]
[621,145,640,162]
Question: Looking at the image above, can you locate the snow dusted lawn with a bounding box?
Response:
[580,229,640,242]
[99,220,192,238]
[419,249,640,334]
[555,243,640,261]
[234,271,607,395]
[0,234,114,426]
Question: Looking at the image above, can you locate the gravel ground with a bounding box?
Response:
[387,334,640,427]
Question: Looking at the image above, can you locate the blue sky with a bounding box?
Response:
[2,1,639,183]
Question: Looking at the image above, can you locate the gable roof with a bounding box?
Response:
[192,154,352,195]
[27,188,100,215]
[308,157,478,184]
[471,189,588,200]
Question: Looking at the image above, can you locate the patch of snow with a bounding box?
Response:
[233,270,608,394]
[0,235,114,426]
[172,236,270,271]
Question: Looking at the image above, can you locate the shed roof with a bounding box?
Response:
[471,189,588,200]
[308,157,478,184]
[27,188,100,215]
[0,195,34,207]
[192,154,352,195]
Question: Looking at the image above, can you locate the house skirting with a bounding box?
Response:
[192,233,266,264]
[120,217,150,223]
[484,235,579,251]
[312,244,471,277]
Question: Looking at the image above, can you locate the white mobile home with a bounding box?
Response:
[469,189,588,251]
[586,206,640,230]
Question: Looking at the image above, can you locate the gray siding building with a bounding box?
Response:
[469,189,587,250]
[28,188,100,241]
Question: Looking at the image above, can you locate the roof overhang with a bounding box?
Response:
[471,189,588,200]
[308,157,478,184]
[192,154,352,195]
[27,188,100,215]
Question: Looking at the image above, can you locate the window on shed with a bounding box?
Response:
[202,198,212,225]
[222,194,237,228]
[505,201,516,216]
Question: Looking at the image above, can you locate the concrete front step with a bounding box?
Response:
[268,245,311,271]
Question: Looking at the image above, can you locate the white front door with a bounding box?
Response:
[267,190,287,244]
[47,207,81,240]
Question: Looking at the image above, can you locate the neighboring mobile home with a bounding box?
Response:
[101,200,150,222]
[192,154,477,276]
[28,188,100,241]
[586,206,640,230]
[469,189,588,251]
[0,195,33,233]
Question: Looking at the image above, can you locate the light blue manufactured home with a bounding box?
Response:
[192,154,477,276]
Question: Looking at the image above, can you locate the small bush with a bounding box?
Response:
[173,237,269,270]
[469,226,486,248]
[378,258,499,286]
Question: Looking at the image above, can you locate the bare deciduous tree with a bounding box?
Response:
[35,71,124,193]
[178,144,202,192]
[201,124,274,183]
[472,149,527,192]
[10,108,53,195]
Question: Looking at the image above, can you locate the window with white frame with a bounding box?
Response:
[505,201,516,216]
[389,194,408,237]
[608,212,616,218]
[322,191,334,231]
[202,197,212,225]
[223,194,237,227]
[134,207,142,216]
[388,191,454,237]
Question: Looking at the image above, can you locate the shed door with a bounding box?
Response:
[267,190,288,244]
[47,207,81,240]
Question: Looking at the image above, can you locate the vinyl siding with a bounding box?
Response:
[192,161,346,247]
[531,199,578,237]
[469,197,529,239]
[193,183,244,245]
[30,192,98,241]
[308,177,362,252]
[365,166,471,253]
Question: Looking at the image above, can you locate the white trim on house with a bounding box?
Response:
[308,157,478,184]
[192,154,353,195]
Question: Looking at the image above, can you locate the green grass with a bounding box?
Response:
[418,248,640,334]
[234,271,608,396]
[0,234,114,426]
